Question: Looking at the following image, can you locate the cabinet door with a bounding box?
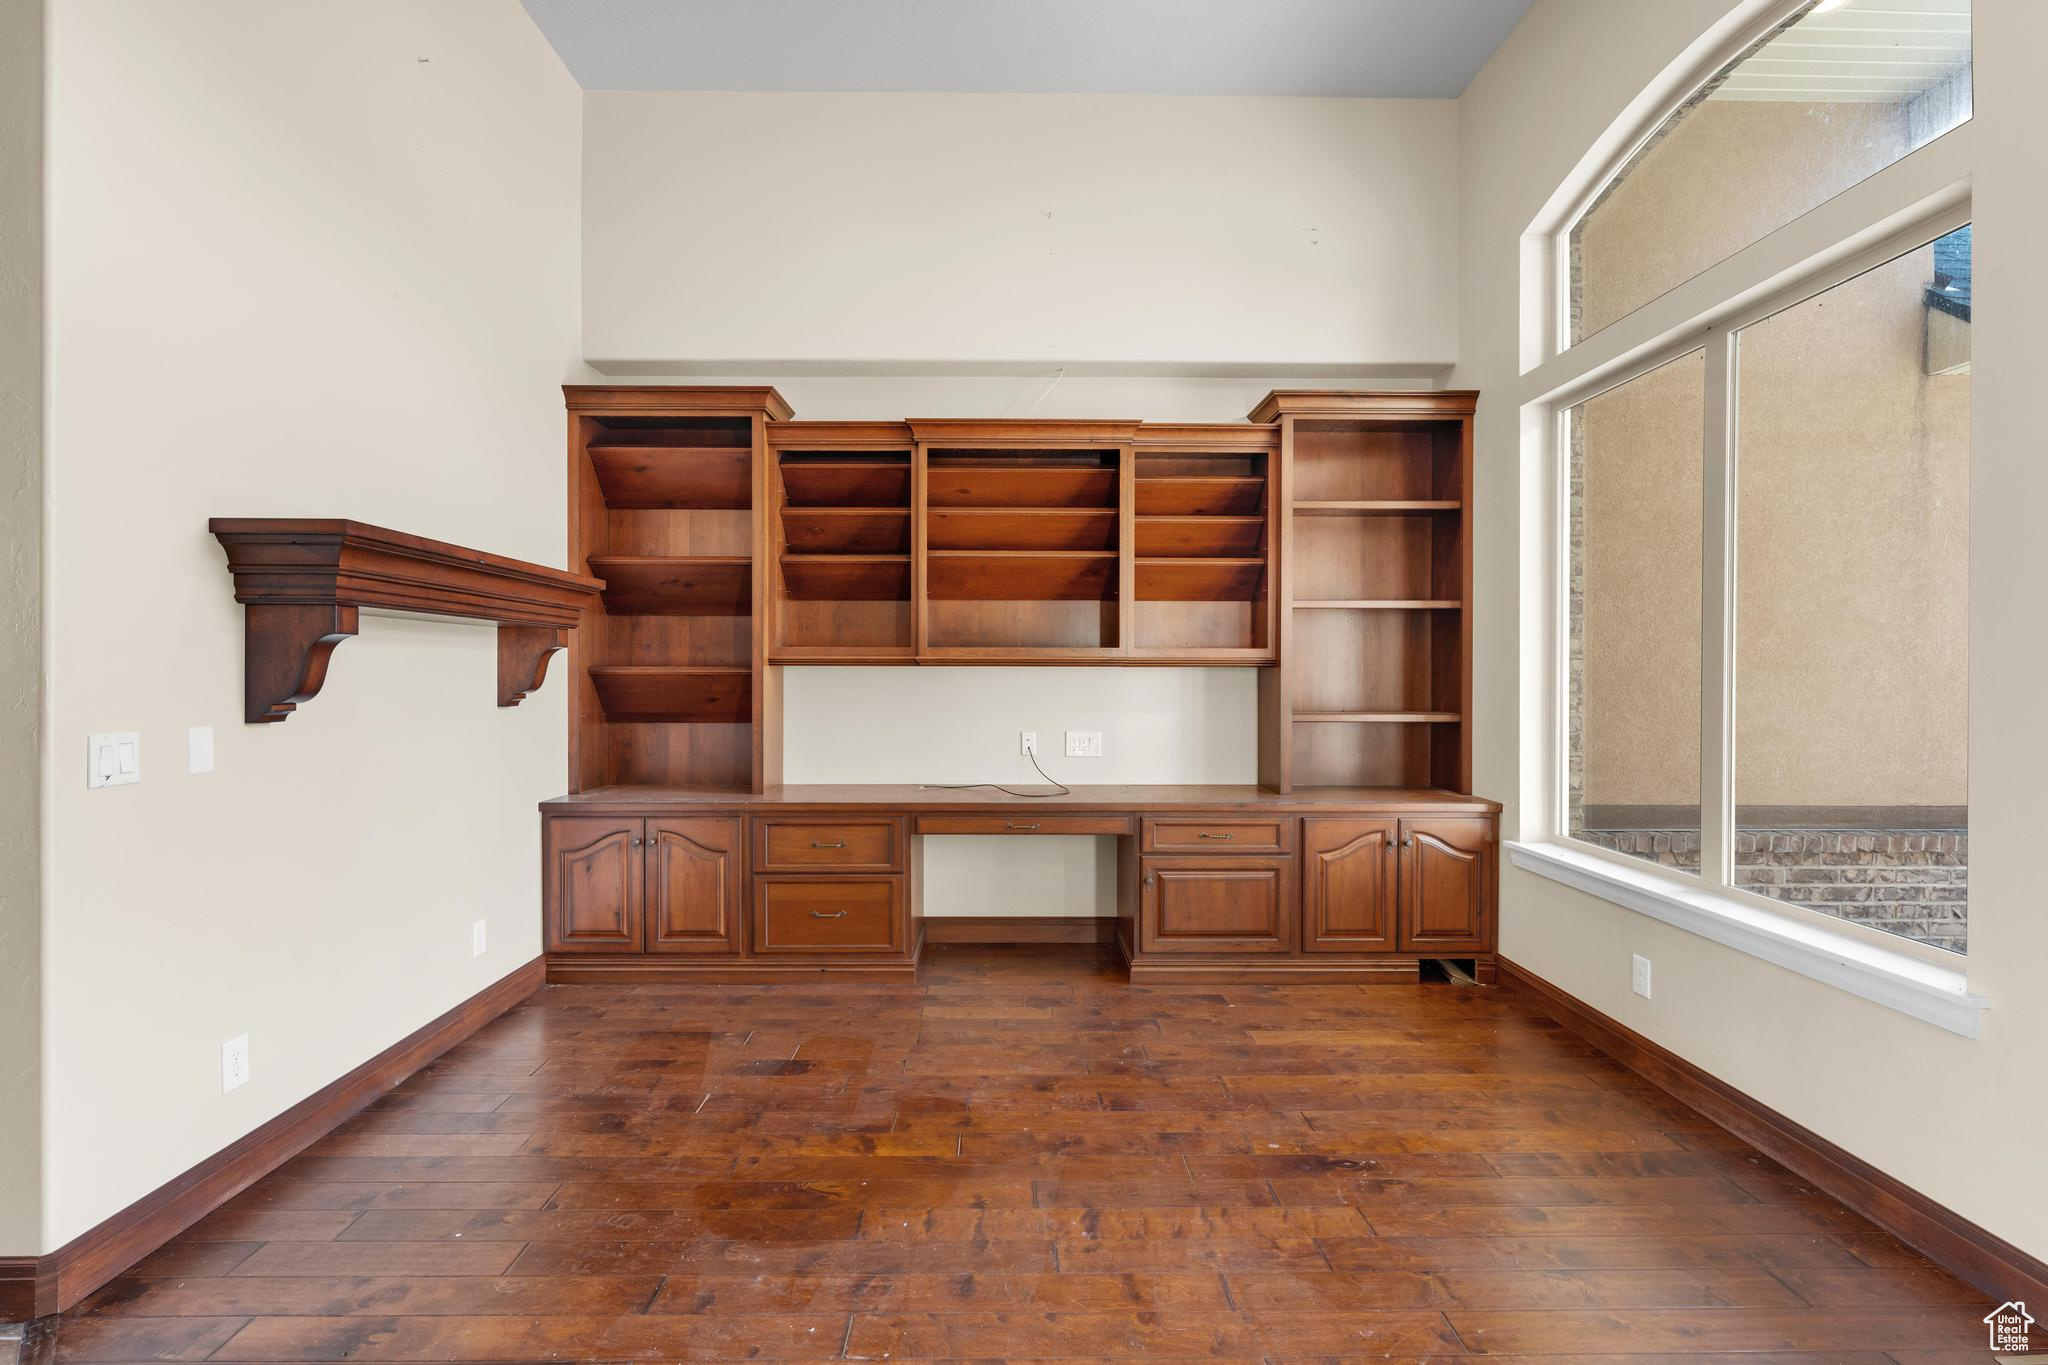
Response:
[645,817,743,954]
[1139,856,1294,954]
[544,817,643,953]
[1397,816,1495,952]
[1302,818,1397,952]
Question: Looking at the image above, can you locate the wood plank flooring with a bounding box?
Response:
[40,944,2029,1361]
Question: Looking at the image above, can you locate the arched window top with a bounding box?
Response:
[1567,0,1971,345]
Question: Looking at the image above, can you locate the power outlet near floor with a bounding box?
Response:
[472,919,488,958]
[1064,730,1103,758]
[221,1034,250,1093]
[1631,954,1653,1000]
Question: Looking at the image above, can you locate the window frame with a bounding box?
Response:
[1515,0,1978,987]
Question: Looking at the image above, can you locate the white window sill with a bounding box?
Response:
[1504,840,1987,1039]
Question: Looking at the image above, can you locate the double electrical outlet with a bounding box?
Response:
[1020,731,1103,758]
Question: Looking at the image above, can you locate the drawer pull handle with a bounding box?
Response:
[1199,832,1235,840]
[810,840,847,849]
[1006,822,1040,831]
[811,910,848,919]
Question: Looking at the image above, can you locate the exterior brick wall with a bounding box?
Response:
[1576,826,1968,953]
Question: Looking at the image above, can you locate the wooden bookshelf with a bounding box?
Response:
[562,387,1475,797]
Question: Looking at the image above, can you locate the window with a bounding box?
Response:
[1571,0,1972,344]
[1533,0,1974,973]
[1732,230,1970,951]
[1566,353,1704,870]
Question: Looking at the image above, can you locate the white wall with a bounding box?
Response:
[1455,0,2047,1261]
[38,0,584,1249]
[0,0,45,1260]
[583,92,1459,369]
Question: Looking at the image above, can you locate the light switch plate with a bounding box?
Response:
[88,732,141,789]
[188,726,215,775]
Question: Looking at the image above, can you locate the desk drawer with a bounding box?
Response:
[755,818,902,872]
[1141,816,1292,855]
[753,876,904,953]
[916,813,1135,836]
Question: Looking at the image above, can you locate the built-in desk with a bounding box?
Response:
[539,786,1500,984]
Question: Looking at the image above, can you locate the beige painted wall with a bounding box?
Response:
[582,92,1459,369]
[0,0,44,1260]
[1576,97,1968,808]
[38,0,584,1248]
[1459,0,2045,1261]
[583,92,1452,916]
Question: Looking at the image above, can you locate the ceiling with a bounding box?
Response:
[519,0,1535,98]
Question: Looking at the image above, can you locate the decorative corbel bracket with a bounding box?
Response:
[211,519,603,724]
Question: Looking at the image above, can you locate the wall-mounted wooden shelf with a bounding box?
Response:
[210,518,602,724]
[561,386,1475,795]
[588,556,750,616]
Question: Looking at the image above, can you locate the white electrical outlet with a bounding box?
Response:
[221,1034,250,1093]
[1019,731,1038,756]
[1065,730,1103,758]
[472,919,488,958]
[88,732,141,789]
[1631,954,1653,999]
[188,725,215,775]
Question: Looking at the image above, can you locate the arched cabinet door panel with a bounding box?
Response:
[1302,817,1397,952]
[1397,816,1495,953]
[646,817,744,954]
[545,817,643,953]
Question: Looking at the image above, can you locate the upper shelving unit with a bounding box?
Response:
[562,386,1476,797]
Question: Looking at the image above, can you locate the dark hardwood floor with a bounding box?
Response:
[38,944,2024,1361]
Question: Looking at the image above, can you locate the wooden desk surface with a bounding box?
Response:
[542,784,1502,815]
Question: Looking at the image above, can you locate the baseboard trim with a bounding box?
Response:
[1497,955,2048,1307]
[923,916,1117,945]
[4,956,544,1320]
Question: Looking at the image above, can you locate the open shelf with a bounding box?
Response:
[1294,599,1461,611]
[588,445,752,510]
[1135,558,1265,602]
[926,464,1119,509]
[1134,476,1265,516]
[1135,516,1264,557]
[779,457,910,508]
[780,508,911,555]
[1295,500,1461,515]
[588,556,750,616]
[927,508,1118,551]
[590,666,752,724]
[927,550,1116,601]
[779,555,911,601]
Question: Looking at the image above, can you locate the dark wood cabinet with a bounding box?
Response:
[545,816,743,956]
[645,817,743,954]
[1138,856,1294,955]
[1397,815,1495,952]
[544,817,643,953]
[1302,817,1398,952]
[753,875,904,953]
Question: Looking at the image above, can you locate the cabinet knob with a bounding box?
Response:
[811,910,848,919]
[811,840,847,849]
[1143,872,1155,887]
[631,836,643,847]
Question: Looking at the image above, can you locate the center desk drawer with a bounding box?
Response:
[1141,816,1293,855]
[916,814,1135,836]
[755,818,902,872]
[753,876,904,953]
